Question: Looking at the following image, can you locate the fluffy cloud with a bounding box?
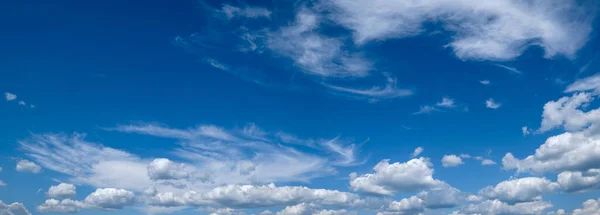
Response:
[84,188,135,209]
[417,184,463,209]
[16,160,41,173]
[557,169,600,193]
[146,183,360,209]
[455,200,552,215]
[323,0,594,60]
[349,158,441,196]
[386,196,424,214]
[0,201,31,215]
[436,97,456,108]
[481,159,497,166]
[537,93,597,132]
[478,177,559,203]
[48,183,77,199]
[571,198,600,215]
[147,158,191,180]
[37,199,84,213]
[502,132,600,173]
[442,155,464,168]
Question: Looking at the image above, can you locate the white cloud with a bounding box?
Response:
[442,155,464,168]
[485,98,501,109]
[4,92,16,101]
[481,159,497,166]
[267,9,371,78]
[37,199,84,213]
[146,183,361,209]
[18,101,26,106]
[436,97,456,108]
[323,0,594,60]
[16,160,41,173]
[276,203,310,215]
[522,126,531,136]
[147,158,191,181]
[557,169,600,193]
[386,196,424,214]
[48,183,77,199]
[478,177,559,204]
[0,180,5,186]
[480,80,490,85]
[84,188,135,209]
[571,198,600,215]
[502,132,600,173]
[565,73,600,93]
[260,210,274,215]
[221,5,271,19]
[417,184,464,209]
[322,75,413,101]
[456,200,552,215]
[349,158,441,195]
[495,64,522,74]
[206,58,229,71]
[19,133,152,192]
[320,138,361,166]
[411,147,424,158]
[0,201,31,215]
[413,105,439,115]
[459,154,471,159]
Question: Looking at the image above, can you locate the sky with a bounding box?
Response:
[1,0,600,215]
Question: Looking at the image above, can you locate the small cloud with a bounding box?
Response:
[436,97,455,108]
[459,154,471,159]
[0,180,5,186]
[205,58,229,71]
[481,159,497,166]
[521,126,531,136]
[221,4,271,19]
[479,80,490,85]
[16,159,42,174]
[413,105,438,115]
[411,147,424,158]
[4,92,16,101]
[442,155,464,167]
[495,64,522,74]
[18,101,26,106]
[323,75,413,102]
[485,98,501,109]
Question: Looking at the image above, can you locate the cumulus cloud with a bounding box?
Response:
[147,158,191,181]
[386,196,423,214]
[571,198,600,215]
[84,188,135,209]
[480,80,490,85]
[417,184,464,209]
[454,200,552,215]
[4,92,16,101]
[48,183,77,199]
[16,160,41,173]
[349,158,441,195]
[478,177,559,204]
[323,0,595,60]
[145,183,361,209]
[481,159,497,166]
[442,155,464,168]
[221,5,271,19]
[0,201,31,215]
[557,169,600,193]
[485,98,501,109]
[37,199,84,213]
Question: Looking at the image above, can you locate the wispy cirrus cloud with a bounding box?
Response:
[322,75,413,102]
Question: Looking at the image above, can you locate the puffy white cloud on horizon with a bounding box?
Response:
[37,199,84,213]
[454,200,552,215]
[557,169,600,193]
[349,158,441,195]
[84,188,135,209]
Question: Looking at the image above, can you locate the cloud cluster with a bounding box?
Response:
[0,201,31,215]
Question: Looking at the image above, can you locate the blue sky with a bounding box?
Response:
[1,0,600,214]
